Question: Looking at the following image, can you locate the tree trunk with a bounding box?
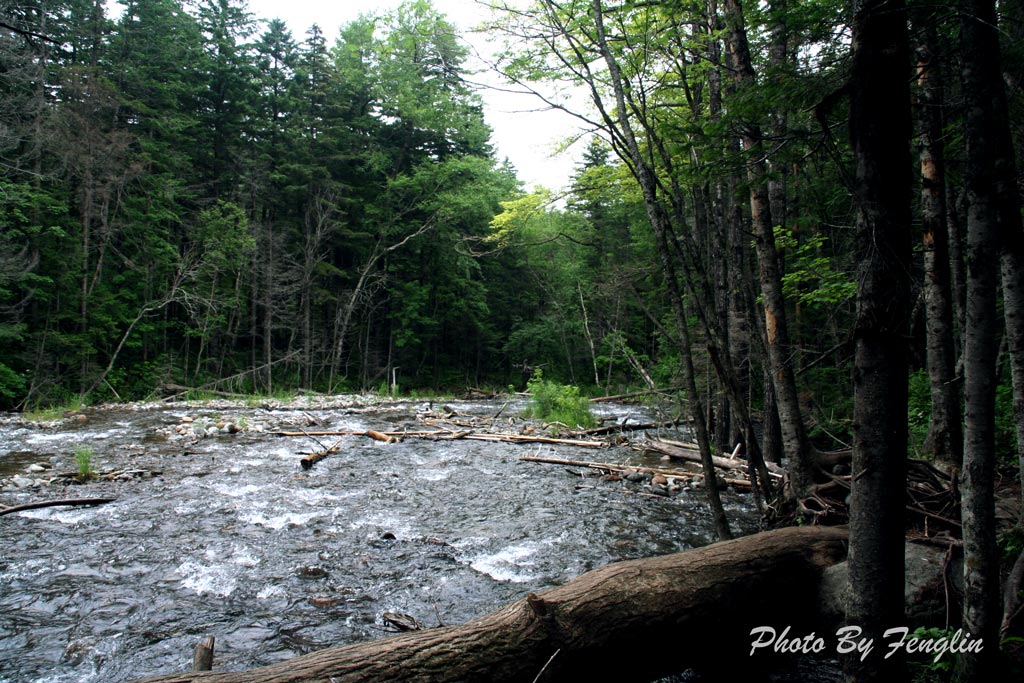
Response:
[845,2,912,682]
[720,0,817,502]
[913,23,962,468]
[262,221,274,394]
[958,0,1007,678]
[947,190,968,361]
[986,1,1024,524]
[131,527,848,683]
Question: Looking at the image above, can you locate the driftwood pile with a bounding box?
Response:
[803,458,961,535]
[273,406,962,538]
[273,409,768,494]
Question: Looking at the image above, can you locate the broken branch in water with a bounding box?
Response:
[0,497,116,517]
[641,438,784,478]
[299,431,403,468]
[518,455,753,489]
[192,636,215,672]
[576,420,680,437]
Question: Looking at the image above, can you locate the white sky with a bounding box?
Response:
[244,0,587,191]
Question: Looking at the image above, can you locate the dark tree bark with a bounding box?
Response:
[845,1,913,682]
[912,22,962,468]
[947,190,968,360]
[992,45,1024,527]
[958,0,1016,678]
[130,527,849,683]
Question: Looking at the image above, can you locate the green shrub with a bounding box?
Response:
[523,370,596,429]
[906,627,957,683]
[74,446,95,482]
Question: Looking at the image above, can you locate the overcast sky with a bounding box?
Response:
[243,0,587,191]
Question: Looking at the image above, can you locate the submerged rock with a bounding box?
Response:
[296,566,329,580]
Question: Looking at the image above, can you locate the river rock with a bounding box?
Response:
[651,474,669,487]
[308,595,339,608]
[817,541,961,628]
[11,475,35,488]
[297,566,328,580]
[27,464,48,473]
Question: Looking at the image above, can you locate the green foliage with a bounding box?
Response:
[995,380,1017,467]
[74,446,95,482]
[999,524,1024,566]
[523,370,596,429]
[909,368,1015,464]
[801,366,854,449]
[907,369,932,456]
[774,226,856,307]
[0,363,27,403]
[24,397,86,423]
[906,627,957,683]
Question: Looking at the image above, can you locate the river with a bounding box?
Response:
[0,395,763,682]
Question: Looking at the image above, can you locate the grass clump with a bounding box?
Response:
[74,446,95,482]
[24,396,86,422]
[523,370,596,429]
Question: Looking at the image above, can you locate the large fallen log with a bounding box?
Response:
[130,526,848,683]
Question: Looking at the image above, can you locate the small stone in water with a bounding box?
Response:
[382,611,423,632]
[27,464,47,473]
[380,531,397,540]
[308,596,339,608]
[181,416,194,423]
[297,566,328,580]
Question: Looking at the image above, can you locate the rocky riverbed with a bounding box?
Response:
[0,395,761,682]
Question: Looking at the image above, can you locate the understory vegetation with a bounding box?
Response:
[522,370,596,429]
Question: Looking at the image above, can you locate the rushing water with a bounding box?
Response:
[0,396,761,682]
